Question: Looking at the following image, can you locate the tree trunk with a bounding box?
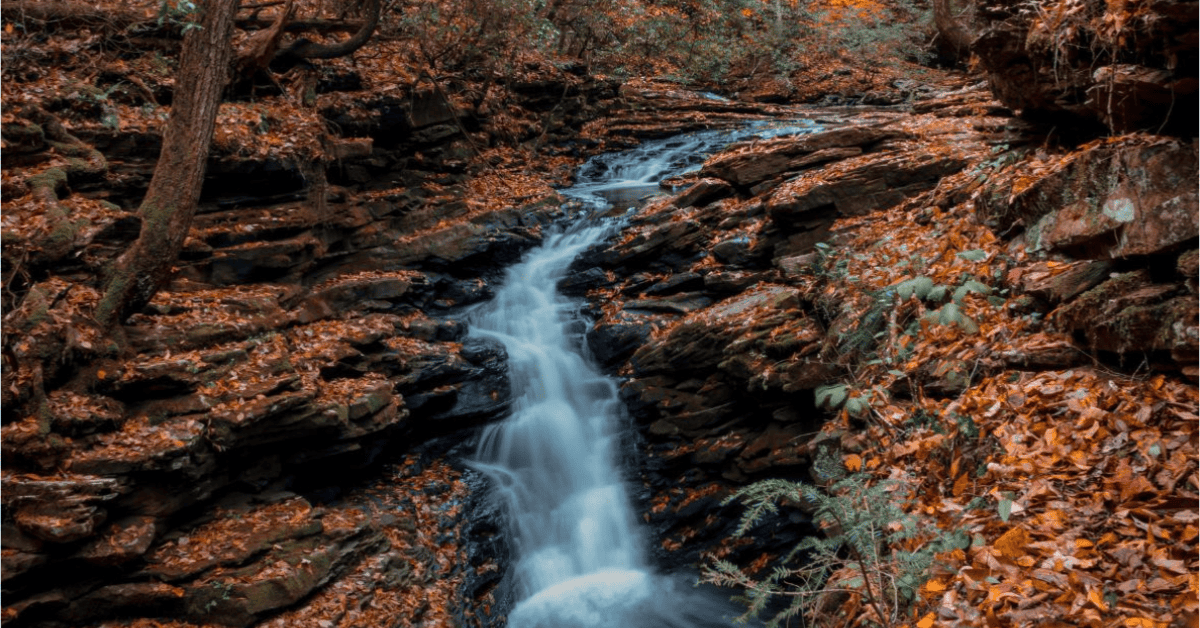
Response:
[95,0,238,329]
[933,0,974,64]
[278,0,379,60]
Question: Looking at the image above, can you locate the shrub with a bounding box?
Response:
[703,449,968,627]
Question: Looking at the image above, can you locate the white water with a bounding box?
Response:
[470,122,820,627]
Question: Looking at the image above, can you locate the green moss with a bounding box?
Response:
[46,139,92,159]
[45,221,78,251]
[28,167,68,197]
[96,267,136,328]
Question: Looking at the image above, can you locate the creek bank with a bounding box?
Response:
[559,81,1197,578]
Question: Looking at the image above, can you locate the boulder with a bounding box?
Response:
[672,177,734,208]
[767,149,968,226]
[625,293,713,315]
[587,320,653,369]
[4,474,125,544]
[643,272,705,296]
[413,336,512,426]
[980,138,1199,259]
[593,219,707,270]
[1011,260,1115,305]
[631,285,804,375]
[75,515,160,566]
[972,0,1198,136]
[1052,270,1199,358]
[558,267,614,296]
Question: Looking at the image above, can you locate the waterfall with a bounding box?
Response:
[470,222,642,599]
[469,121,820,627]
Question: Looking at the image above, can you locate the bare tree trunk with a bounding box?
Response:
[933,0,974,64]
[95,0,238,329]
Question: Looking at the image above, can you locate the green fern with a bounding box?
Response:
[703,449,967,627]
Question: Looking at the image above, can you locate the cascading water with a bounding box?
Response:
[468,119,821,628]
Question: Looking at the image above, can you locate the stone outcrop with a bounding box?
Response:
[2,16,1195,621]
[976,137,1198,259]
[971,0,1198,136]
[559,96,1004,569]
[975,134,1199,378]
[0,51,629,627]
[562,81,1196,578]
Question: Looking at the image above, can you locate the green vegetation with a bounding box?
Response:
[704,449,967,627]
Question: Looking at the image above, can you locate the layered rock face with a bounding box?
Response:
[977,135,1199,376]
[560,82,1196,577]
[562,92,1004,568]
[971,0,1198,136]
[0,66,626,627]
[1,21,1195,623]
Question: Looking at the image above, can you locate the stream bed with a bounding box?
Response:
[464,120,821,627]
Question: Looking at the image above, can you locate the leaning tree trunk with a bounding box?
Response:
[933,0,974,65]
[95,0,238,329]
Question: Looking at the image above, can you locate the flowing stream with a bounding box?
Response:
[468,120,820,628]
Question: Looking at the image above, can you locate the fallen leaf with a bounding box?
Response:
[993,527,1030,560]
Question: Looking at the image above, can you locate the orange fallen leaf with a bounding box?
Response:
[993,527,1030,560]
[916,612,936,628]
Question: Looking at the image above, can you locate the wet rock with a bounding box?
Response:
[700,125,901,186]
[643,272,704,296]
[593,219,707,270]
[672,177,733,208]
[557,267,613,297]
[458,468,512,627]
[420,336,512,426]
[972,0,1198,136]
[587,320,653,369]
[427,273,495,309]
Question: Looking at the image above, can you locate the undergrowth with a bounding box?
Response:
[704,449,968,627]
